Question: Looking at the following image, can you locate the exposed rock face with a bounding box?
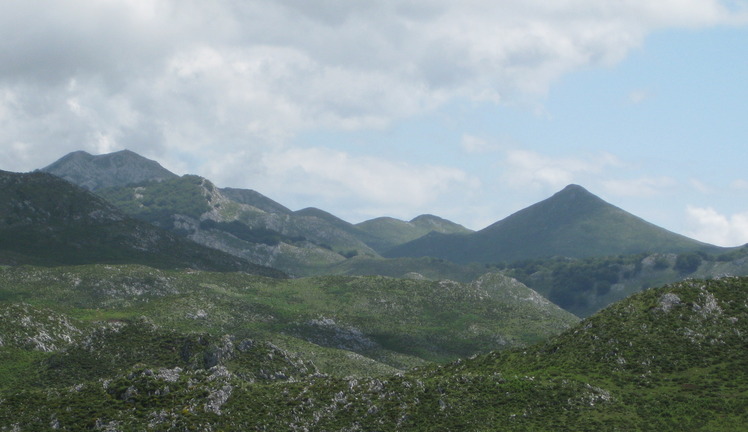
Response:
[656,293,682,312]
[41,149,177,191]
[301,317,379,351]
[0,303,84,352]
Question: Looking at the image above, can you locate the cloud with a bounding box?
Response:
[685,206,748,246]
[689,178,712,193]
[229,147,482,219]
[503,149,621,190]
[460,134,502,154]
[731,179,748,190]
[603,176,678,197]
[2,0,745,173]
[628,89,651,104]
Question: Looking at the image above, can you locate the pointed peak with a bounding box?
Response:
[550,184,600,202]
[558,184,591,194]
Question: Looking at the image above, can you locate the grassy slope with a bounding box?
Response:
[0,265,577,367]
[1,276,746,430]
[355,215,473,253]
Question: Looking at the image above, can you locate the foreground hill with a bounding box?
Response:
[1,275,745,430]
[0,170,284,277]
[0,265,577,368]
[387,184,718,264]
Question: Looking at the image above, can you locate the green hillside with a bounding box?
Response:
[355,214,473,253]
[0,170,283,277]
[0,265,576,367]
[318,255,489,282]
[96,176,379,275]
[2,275,745,430]
[387,184,718,264]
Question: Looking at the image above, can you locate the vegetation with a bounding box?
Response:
[97,175,213,228]
[0,265,576,367]
[1,274,746,430]
[500,249,748,317]
[355,214,472,253]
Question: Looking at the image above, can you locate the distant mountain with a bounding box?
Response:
[220,187,293,214]
[39,150,489,275]
[0,170,284,277]
[96,176,380,275]
[41,149,178,190]
[387,184,718,264]
[355,214,473,253]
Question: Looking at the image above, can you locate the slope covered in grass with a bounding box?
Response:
[1,276,746,430]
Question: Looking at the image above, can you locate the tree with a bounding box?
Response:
[675,252,702,274]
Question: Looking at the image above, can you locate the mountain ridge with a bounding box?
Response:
[0,169,285,277]
[386,184,718,264]
[41,149,178,191]
[355,213,473,253]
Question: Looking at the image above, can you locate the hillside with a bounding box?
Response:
[2,275,745,430]
[0,170,284,277]
[355,214,473,253]
[0,265,577,366]
[40,149,178,190]
[387,184,718,264]
[96,176,380,275]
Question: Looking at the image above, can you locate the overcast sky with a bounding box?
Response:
[2,0,748,246]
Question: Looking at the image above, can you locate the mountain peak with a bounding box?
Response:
[553,184,598,200]
[42,149,178,191]
[386,183,712,264]
[559,183,588,193]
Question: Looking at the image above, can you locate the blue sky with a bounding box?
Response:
[2,1,748,246]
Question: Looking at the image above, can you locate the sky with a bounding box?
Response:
[2,0,748,247]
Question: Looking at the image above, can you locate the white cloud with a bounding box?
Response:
[731,179,748,190]
[628,89,651,104]
[602,176,678,197]
[503,149,621,190]
[689,178,712,193]
[232,147,482,219]
[460,134,502,154]
[1,0,745,173]
[686,206,748,246]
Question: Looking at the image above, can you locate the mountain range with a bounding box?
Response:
[36,149,748,318]
[41,150,725,267]
[2,149,748,429]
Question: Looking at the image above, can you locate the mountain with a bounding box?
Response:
[387,184,718,264]
[40,149,178,190]
[0,170,284,277]
[220,187,293,214]
[96,176,380,275]
[2,274,745,429]
[355,214,473,253]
